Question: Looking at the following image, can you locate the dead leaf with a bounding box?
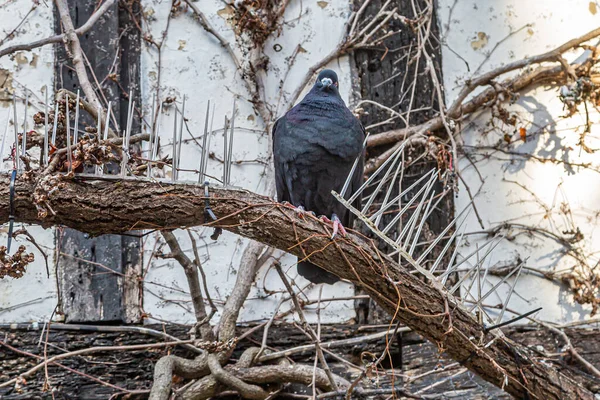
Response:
[317,1,328,8]
[217,5,234,18]
[519,127,527,141]
[590,1,597,14]
[470,32,489,50]
[178,40,186,50]
[503,133,512,143]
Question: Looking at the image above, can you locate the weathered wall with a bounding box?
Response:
[438,0,600,322]
[2,0,599,328]
[0,1,56,323]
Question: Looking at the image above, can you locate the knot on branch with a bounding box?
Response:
[194,337,238,354]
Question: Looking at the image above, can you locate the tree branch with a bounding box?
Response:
[367,26,600,153]
[55,0,103,112]
[1,175,596,399]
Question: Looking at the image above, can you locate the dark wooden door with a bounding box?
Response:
[54,0,142,323]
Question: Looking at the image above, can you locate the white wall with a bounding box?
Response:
[0,0,56,323]
[438,0,600,323]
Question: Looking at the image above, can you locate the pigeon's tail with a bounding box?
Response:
[297,261,339,284]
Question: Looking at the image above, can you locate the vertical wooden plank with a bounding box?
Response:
[352,0,451,325]
[54,0,142,323]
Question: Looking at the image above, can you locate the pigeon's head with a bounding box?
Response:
[315,69,339,93]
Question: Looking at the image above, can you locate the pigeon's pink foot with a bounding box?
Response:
[295,205,307,219]
[321,214,347,239]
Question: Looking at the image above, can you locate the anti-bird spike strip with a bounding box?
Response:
[198,100,210,183]
[172,104,178,182]
[334,140,504,314]
[227,99,236,185]
[73,90,80,144]
[51,101,59,146]
[13,97,19,171]
[44,88,49,166]
[0,110,10,171]
[65,93,72,173]
[21,92,27,158]
[176,96,185,178]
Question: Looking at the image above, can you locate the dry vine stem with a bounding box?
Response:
[0,176,596,399]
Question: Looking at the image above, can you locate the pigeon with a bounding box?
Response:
[273,69,365,284]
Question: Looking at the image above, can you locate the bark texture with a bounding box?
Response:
[0,174,597,399]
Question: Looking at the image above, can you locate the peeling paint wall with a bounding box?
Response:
[3,0,597,327]
[438,0,600,322]
[0,0,56,323]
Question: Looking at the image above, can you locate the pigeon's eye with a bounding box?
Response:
[334,82,338,87]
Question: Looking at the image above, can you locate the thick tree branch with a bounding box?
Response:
[0,175,597,399]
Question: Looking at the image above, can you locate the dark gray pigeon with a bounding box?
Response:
[273,69,365,284]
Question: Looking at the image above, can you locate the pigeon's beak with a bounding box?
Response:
[321,77,333,88]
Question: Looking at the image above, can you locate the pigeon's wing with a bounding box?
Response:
[272,117,289,203]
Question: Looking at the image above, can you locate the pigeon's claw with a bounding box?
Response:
[296,205,306,219]
[321,214,347,239]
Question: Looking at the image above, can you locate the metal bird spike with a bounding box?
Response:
[0,109,10,171]
[122,97,134,178]
[198,100,210,183]
[95,103,102,176]
[73,90,80,144]
[21,92,27,158]
[66,94,72,173]
[13,96,19,171]
[96,103,101,142]
[147,93,156,178]
[98,101,112,176]
[51,101,59,146]
[44,87,49,166]
[222,114,229,185]
[176,96,185,175]
[172,105,178,182]
[340,132,370,199]
[151,101,162,166]
[201,103,215,182]
[171,107,178,181]
[227,98,236,185]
